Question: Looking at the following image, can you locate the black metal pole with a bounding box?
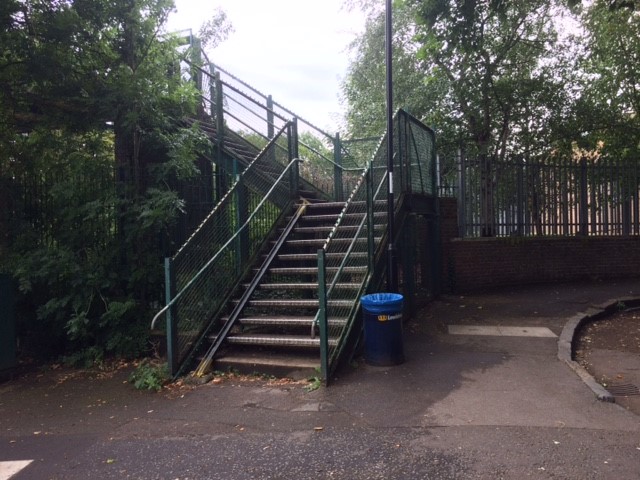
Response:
[386,0,397,292]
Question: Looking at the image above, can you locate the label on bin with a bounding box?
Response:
[377,313,402,322]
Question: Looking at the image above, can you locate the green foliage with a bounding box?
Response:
[344,0,638,164]
[129,359,170,392]
[198,7,234,50]
[575,0,640,159]
[0,0,218,362]
[62,346,105,369]
[305,376,322,392]
[342,1,430,139]
[298,131,336,180]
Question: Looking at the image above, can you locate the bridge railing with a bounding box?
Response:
[151,122,299,375]
[187,57,367,201]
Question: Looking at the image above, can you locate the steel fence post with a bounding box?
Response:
[580,157,588,236]
[333,133,344,202]
[317,249,329,384]
[164,257,179,376]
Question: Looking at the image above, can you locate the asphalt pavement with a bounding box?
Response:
[1,279,640,479]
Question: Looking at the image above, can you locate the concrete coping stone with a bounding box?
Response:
[559,297,640,404]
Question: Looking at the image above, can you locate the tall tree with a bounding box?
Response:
[0,0,208,362]
[342,1,430,139]
[343,0,575,236]
[577,0,640,156]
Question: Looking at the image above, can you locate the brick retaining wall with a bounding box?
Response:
[438,198,640,292]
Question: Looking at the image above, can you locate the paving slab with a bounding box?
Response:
[448,325,557,337]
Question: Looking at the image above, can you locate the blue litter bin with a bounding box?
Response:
[361,293,404,366]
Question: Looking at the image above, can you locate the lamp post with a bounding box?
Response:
[385,0,397,293]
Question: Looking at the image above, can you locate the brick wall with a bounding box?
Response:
[438,198,640,292]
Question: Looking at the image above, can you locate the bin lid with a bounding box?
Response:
[361,292,403,307]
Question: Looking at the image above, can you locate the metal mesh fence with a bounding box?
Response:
[402,113,437,196]
[320,111,436,376]
[191,60,372,201]
[439,154,640,237]
[3,165,116,251]
[157,124,297,371]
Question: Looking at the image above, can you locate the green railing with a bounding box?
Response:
[317,110,436,381]
[156,39,437,378]
[151,122,299,375]
[190,59,366,201]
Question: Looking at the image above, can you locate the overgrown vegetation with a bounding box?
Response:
[0,0,225,364]
[129,359,170,392]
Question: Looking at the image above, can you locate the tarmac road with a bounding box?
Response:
[2,280,640,479]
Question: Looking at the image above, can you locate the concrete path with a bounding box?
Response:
[1,280,639,479]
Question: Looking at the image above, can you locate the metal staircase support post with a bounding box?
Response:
[267,95,275,140]
[164,257,179,376]
[432,201,442,297]
[366,168,375,273]
[317,248,329,384]
[208,63,216,117]
[403,214,416,316]
[333,133,344,202]
[235,176,249,276]
[398,113,407,193]
[267,96,276,166]
[214,72,227,202]
[190,36,203,92]
[289,118,299,198]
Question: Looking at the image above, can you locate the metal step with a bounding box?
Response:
[213,350,320,379]
[246,282,360,290]
[304,201,347,210]
[261,266,367,275]
[223,316,348,328]
[293,224,383,235]
[233,298,355,308]
[297,213,350,223]
[293,225,334,235]
[225,334,338,348]
[283,237,376,248]
[295,211,384,225]
[274,252,368,262]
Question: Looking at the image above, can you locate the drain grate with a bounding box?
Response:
[606,383,640,397]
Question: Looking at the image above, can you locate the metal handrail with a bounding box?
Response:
[151,155,300,331]
[194,59,368,172]
[172,122,292,261]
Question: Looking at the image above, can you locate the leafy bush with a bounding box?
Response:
[129,359,170,392]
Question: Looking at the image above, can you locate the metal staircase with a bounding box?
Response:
[192,199,387,378]
[151,48,438,384]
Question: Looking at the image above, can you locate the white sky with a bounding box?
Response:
[166,0,366,133]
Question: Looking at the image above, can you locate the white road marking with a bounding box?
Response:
[0,461,33,480]
[448,325,557,338]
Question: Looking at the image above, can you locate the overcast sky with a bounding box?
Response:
[166,0,366,132]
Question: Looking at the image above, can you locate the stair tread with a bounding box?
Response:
[226,333,338,347]
[264,266,366,274]
[247,282,360,289]
[274,252,367,260]
[213,350,320,379]
[237,298,355,307]
[303,201,347,210]
[215,350,320,369]
[283,237,374,246]
[231,316,348,327]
